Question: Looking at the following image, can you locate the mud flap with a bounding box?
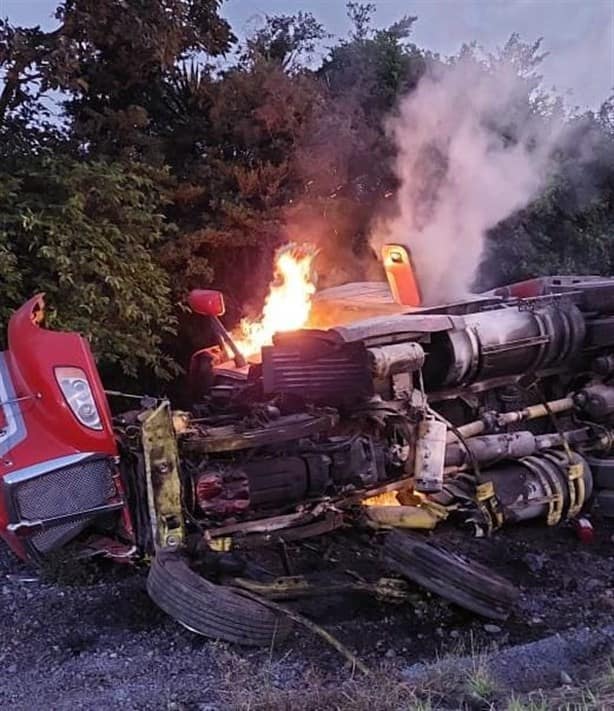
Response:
[382,530,518,621]
[147,549,291,646]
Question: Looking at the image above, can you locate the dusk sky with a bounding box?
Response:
[2,0,612,109]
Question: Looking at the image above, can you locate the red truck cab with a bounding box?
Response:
[0,295,127,561]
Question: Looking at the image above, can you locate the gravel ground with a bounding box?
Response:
[403,624,614,692]
[1,518,614,709]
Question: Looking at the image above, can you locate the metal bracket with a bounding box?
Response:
[231,574,417,604]
[140,401,185,549]
[7,501,125,535]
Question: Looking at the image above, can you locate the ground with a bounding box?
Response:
[1,519,614,710]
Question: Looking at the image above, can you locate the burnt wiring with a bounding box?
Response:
[571,412,614,452]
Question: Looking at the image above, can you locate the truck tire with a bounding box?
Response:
[382,530,518,621]
[595,490,614,517]
[147,550,291,646]
[585,456,614,490]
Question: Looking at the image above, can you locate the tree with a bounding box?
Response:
[0,1,234,380]
[0,19,62,127]
[321,4,424,120]
[289,5,427,283]
[479,104,614,288]
[0,1,235,159]
[58,0,234,157]
[241,12,326,71]
[155,14,327,321]
[0,157,178,379]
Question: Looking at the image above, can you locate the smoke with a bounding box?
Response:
[371,55,564,305]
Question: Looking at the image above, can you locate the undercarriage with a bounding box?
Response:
[109,275,614,645]
[5,274,614,650]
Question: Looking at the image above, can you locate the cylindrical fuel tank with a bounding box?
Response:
[425,303,586,388]
[478,451,593,524]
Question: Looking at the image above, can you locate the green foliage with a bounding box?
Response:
[241,11,327,71]
[2,0,614,386]
[0,1,234,158]
[0,0,231,380]
[56,0,234,157]
[321,6,424,118]
[480,108,614,288]
[154,46,326,318]
[0,157,178,378]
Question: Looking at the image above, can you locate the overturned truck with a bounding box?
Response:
[3,252,614,644]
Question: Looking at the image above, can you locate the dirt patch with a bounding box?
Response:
[1,518,613,709]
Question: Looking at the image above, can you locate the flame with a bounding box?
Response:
[363,487,423,507]
[362,491,401,507]
[232,243,318,359]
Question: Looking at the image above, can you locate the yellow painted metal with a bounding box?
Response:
[567,461,585,519]
[476,481,495,502]
[140,401,185,549]
[476,480,505,531]
[365,504,442,530]
[209,536,232,552]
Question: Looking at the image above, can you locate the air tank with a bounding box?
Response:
[424,303,586,388]
[477,450,593,525]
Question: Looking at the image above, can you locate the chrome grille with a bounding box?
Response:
[14,458,116,554]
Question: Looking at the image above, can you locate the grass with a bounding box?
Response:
[213,640,614,711]
[517,658,614,711]
[216,653,421,711]
[465,662,498,704]
[215,634,497,710]
[506,699,549,711]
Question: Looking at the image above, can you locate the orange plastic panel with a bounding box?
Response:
[382,244,422,307]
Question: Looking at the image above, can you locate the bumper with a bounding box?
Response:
[1,452,125,560]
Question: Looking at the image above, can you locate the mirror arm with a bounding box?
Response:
[210,316,247,368]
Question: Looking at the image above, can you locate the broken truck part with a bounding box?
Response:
[4,267,614,646]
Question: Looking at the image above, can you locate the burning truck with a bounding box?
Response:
[3,243,614,645]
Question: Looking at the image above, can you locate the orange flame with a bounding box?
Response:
[232,243,318,359]
[362,491,401,507]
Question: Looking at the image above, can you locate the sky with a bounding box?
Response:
[2,0,613,110]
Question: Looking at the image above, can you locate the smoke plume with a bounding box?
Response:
[371,56,563,305]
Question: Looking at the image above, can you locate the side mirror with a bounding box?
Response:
[188,289,225,317]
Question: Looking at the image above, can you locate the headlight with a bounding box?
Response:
[55,367,102,430]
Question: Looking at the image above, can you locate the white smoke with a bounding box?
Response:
[372,55,564,305]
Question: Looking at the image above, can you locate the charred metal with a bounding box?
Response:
[5,270,614,648]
